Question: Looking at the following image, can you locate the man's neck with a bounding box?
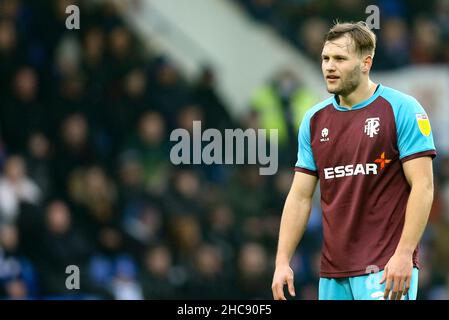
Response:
[339,80,377,109]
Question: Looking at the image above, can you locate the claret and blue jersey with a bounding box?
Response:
[295,84,437,278]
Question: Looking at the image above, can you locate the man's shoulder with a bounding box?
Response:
[379,85,420,109]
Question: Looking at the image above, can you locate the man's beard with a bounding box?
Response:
[327,65,361,96]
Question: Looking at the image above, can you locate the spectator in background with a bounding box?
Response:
[0,223,38,299]
[374,17,410,70]
[324,0,365,22]
[124,111,171,197]
[0,17,22,99]
[116,151,147,207]
[91,0,123,31]
[0,67,44,152]
[0,155,41,223]
[227,166,267,222]
[184,244,233,299]
[191,69,235,183]
[122,201,165,254]
[266,168,293,215]
[434,0,449,34]
[164,169,206,219]
[52,113,96,197]
[25,132,52,198]
[175,104,205,133]
[54,32,82,78]
[110,255,143,300]
[168,214,203,266]
[411,16,442,64]
[81,27,106,85]
[297,18,329,60]
[106,67,149,150]
[140,244,178,299]
[205,204,242,265]
[106,26,139,81]
[50,71,93,135]
[67,165,118,233]
[0,0,22,19]
[249,69,317,165]
[236,242,272,299]
[193,66,235,130]
[36,200,91,297]
[149,56,191,129]
[87,226,140,299]
[81,27,108,132]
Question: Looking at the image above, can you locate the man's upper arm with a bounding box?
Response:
[393,95,437,162]
[290,172,318,201]
[295,110,318,176]
[402,156,434,190]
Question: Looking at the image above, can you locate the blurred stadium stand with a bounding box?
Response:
[0,0,448,300]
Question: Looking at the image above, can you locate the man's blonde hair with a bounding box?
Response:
[324,21,376,58]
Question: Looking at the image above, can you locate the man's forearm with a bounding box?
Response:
[275,192,312,266]
[395,184,434,256]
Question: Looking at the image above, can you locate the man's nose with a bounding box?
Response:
[325,60,336,72]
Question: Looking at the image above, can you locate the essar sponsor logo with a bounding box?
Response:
[323,153,391,180]
[324,163,378,179]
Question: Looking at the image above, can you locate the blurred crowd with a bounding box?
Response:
[236,0,449,69]
[0,0,448,300]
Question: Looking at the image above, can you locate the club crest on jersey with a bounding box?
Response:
[320,128,329,142]
[364,117,380,137]
[416,113,431,136]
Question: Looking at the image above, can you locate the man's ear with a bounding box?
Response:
[361,55,373,73]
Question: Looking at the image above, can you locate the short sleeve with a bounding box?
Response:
[295,112,318,176]
[395,96,437,162]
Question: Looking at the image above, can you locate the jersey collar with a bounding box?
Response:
[332,84,384,112]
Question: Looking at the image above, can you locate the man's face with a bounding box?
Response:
[321,35,363,96]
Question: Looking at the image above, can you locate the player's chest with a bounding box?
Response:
[309,106,398,167]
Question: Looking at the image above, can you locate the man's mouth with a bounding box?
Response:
[326,75,340,84]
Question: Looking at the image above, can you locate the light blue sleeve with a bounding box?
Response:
[393,95,436,159]
[295,111,317,171]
